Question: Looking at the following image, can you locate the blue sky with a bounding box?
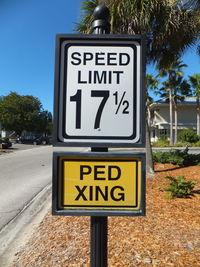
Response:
[0,0,199,113]
[0,0,82,113]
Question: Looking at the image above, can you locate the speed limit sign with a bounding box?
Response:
[53,34,146,147]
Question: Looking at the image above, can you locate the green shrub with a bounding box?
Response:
[190,141,200,147]
[152,140,169,147]
[153,150,184,165]
[174,142,190,147]
[153,149,200,166]
[152,134,170,147]
[182,153,200,166]
[178,130,199,143]
[167,155,184,165]
[164,175,197,198]
[159,134,168,141]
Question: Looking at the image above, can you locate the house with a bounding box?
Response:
[148,97,197,142]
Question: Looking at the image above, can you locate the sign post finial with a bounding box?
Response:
[92,4,110,34]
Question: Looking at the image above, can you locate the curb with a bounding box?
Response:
[0,183,52,263]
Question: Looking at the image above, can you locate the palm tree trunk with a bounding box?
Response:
[174,103,178,144]
[197,97,200,136]
[169,88,173,145]
[174,100,178,144]
[146,120,154,176]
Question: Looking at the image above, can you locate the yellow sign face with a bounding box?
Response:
[59,157,141,210]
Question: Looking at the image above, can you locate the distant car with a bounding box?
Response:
[17,136,50,145]
[17,136,37,144]
[0,138,12,149]
[35,136,50,145]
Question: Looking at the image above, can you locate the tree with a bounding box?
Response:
[189,73,200,136]
[0,92,52,136]
[35,111,53,136]
[76,0,200,174]
[183,0,200,11]
[159,77,191,143]
[146,74,159,142]
[173,78,191,143]
[146,74,159,114]
[157,60,188,144]
[183,0,200,55]
[76,0,200,67]
[146,74,159,174]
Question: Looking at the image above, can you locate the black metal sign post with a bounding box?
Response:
[91,5,110,267]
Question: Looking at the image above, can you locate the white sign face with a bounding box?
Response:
[57,39,142,145]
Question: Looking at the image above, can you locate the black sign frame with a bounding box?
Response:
[52,151,146,217]
[53,34,146,148]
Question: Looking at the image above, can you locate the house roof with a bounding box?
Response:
[149,100,196,109]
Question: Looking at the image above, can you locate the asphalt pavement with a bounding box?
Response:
[0,145,52,230]
[0,144,87,263]
[0,144,85,230]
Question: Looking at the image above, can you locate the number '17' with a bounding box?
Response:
[70,90,109,129]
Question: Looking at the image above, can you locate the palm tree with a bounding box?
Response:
[145,74,159,174]
[76,0,200,67]
[146,74,159,120]
[76,0,200,174]
[159,77,191,144]
[173,78,191,143]
[189,73,200,136]
[156,60,188,144]
[183,0,200,9]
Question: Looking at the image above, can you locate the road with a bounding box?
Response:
[0,144,84,231]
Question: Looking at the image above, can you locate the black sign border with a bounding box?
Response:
[53,34,146,148]
[62,42,137,140]
[61,158,138,208]
[52,151,146,216]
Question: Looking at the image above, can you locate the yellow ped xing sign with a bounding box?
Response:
[53,152,145,216]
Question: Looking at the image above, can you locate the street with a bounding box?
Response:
[0,144,84,231]
[0,145,52,230]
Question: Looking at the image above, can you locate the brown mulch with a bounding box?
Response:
[13,164,200,267]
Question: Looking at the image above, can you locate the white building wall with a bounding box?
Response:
[153,106,169,126]
[149,102,197,142]
[177,105,196,125]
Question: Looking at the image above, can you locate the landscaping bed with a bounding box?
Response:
[13,163,200,266]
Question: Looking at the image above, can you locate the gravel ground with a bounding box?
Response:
[12,163,200,267]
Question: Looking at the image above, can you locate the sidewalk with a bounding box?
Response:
[0,185,51,267]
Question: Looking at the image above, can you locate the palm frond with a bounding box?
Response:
[76,0,200,67]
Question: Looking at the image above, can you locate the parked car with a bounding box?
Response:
[0,138,12,149]
[17,136,50,145]
[35,136,51,145]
